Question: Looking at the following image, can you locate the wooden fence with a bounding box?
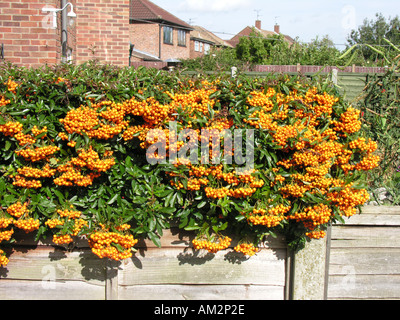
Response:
[327,206,400,300]
[1,206,399,300]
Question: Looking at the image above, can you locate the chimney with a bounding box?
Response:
[274,24,280,34]
[255,20,261,29]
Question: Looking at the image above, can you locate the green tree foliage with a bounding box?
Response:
[180,46,242,72]
[347,13,400,64]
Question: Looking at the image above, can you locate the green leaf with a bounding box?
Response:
[107,194,119,205]
[148,232,161,248]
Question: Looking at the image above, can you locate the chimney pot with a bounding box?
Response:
[255,20,261,29]
[274,24,280,34]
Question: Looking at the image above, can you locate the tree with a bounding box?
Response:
[347,13,400,63]
[235,30,284,65]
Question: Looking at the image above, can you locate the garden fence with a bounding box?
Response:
[1,206,399,300]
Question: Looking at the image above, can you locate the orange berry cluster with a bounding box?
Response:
[0,213,15,267]
[288,204,332,231]
[0,229,14,242]
[7,201,29,218]
[5,201,39,234]
[54,147,114,187]
[0,95,10,107]
[0,121,23,137]
[0,250,9,267]
[13,164,57,189]
[327,186,370,217]
[168,162,265,200]
[4,78,19,94]
[0,122,47,146]
[243,85,379,240]
[88,227,138,261]
[60,101,129,141]
[45,207,88,245]
[332,107,362,135]
[192,236,232,254]
[234,243,259,256]
[15,145,60,162]
[305,230,326,239]
[246,204,291,228]
[13,218,40,233]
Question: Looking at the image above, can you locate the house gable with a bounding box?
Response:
[130,0,192,30]
[129,0,193,62]
[228,22,294,48]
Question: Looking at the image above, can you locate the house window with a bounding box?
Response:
[194,41,200,52]
[163,26,173,44]
[204,43,210,54]
[178,30,186,46]
[199,42,203,52]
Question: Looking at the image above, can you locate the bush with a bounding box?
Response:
[0,61,379,266]
[358,59,400,204]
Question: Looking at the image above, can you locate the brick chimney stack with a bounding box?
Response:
[274,24,280,34]
[255,20,262,29]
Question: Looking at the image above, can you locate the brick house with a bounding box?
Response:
[228,20,294,48]
[129,0,193,63]
[190,25,233,59]
[0,0,131,68]
[0,0,229,68]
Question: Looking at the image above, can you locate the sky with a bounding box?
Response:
[151,0,400,49]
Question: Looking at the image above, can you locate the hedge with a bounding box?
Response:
[0,61,379,266]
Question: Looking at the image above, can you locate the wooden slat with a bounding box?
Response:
[137,228,287,249]
[119,247,287,287]
[0,279,105,300]
[328,274,400,300]
[328,206,400,300]
[1,246,106,284]
[329,248,400,275]
[331,226,400,248]
[335,207,400,227]
[118,284,284,300]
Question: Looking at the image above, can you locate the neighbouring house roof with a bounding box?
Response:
[130,0,193,30]
[190,26,233,48]
[131,48,162,61]
[228,26,294,47]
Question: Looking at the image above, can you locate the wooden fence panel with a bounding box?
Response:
[0,228,288,300]
[328,206,400,300]
[0,246,106,300]
[117,228,288,300]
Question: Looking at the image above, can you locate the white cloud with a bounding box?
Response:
[179,0,251,12]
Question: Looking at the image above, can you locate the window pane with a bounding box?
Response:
[178,30,186,46]
[164,27,173,44]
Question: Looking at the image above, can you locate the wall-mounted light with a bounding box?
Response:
[42,3,76,29]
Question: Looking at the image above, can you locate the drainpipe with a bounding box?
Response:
[159,24,162,59]
[61,0,67,63]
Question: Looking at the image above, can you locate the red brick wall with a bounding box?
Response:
[130,21,191,61]
[0,0,130,68]
[75,0,130,66]
[130,22,160,59]
[0,0,61,68]
[162,27,190,61]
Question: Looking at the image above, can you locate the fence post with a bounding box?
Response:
[296,63,301,73]
[332,69,338,85]
[105,259,119,300]
[289,235,329,300]
[231,66,237,78]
